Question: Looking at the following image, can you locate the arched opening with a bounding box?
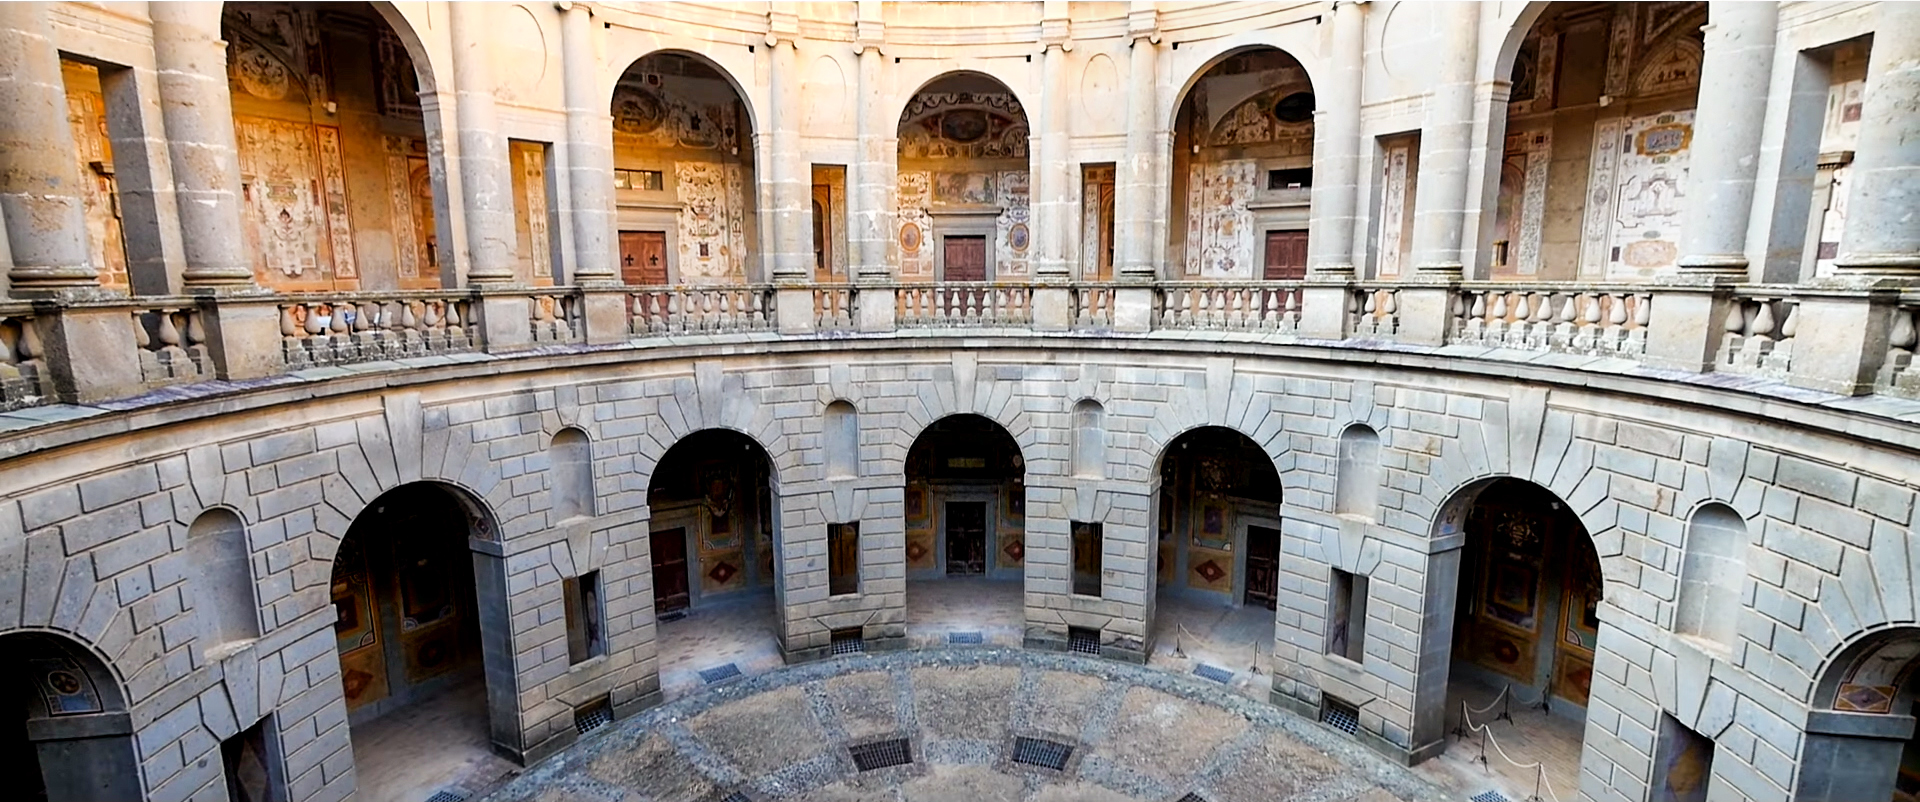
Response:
[221,2,454,291]
[903,414,1025,644]
[1801,628,1920,802]
[1484,2,1704,280]
[0,632,141,802]
[1441,477,1597,797]
[895,73,1031,282]
[330,483,513,802]
[646,429,780,697]
[1150,427,1283,681]
[1170,48,1315,280]
[610,52,756,286]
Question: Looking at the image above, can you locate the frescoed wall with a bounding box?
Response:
[895,81,1031,281]
[1171,50,1315,281]
[612,53,756,285]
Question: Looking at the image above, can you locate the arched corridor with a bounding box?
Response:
[902,414,1028,647]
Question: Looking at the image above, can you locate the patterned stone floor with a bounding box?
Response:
[480,649,1452,802]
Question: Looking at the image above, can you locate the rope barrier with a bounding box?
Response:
[1456,698,1564,802]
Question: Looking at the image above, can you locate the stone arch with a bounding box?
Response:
[1799,625,1920,802]
[210,1,441,92]
[888,68,1037,138]
[604,47,762,141]
[1151,424,1286,607]
[1162,40,1323,135]
[646,427,785,611]
[875,388,1041,484]
[0,630,143,802]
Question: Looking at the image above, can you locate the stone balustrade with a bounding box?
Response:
[0,303,49,410]
[1450,285,1652,359]
[628,285,777,335]
[279,292,479,369]
[1,279,1915,410]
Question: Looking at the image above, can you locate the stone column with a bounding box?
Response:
[449,2,518,287]
[0,2,98,292]
[852,3,897,333]
[559,2,613,284]
[1832,1,1920,277]
[1407,1,1480,278]
[150,2,255,289]
[1675,2,1778,277]
[1035,13,1072,282]
[767,33,807,284]
[1307,0,1365,278]
[1115,5,1157,282]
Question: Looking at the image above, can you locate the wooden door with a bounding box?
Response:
[1263,230,1308,280]
[1244,525,1280,610]
[650,527,690,613]
[943,236,987,282]
[620,231,668,285]
[945,501,987,575]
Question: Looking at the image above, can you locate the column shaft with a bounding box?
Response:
[1115,32,1158,280]
[1408,2,1480,277]
[449,3,518,285]
[0,2,97,292]
[1833,2,1920,276]
[1307,0,1365,276]
[1036,44,1071,280]
[1676,2,1778,276]
[151,1,256,289]
[853,45,892,281]
[559,3,614,282]
[767,39,808,283]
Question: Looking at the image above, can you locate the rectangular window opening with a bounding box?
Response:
[1326,568,1369,664]
[828,522,860,597]
[1650,714,1714,802]
[564,570,606,665]
[615,168,664,191]
[1071,521,1103,598]
[1267,167,1313,189]
[222,717,278,802]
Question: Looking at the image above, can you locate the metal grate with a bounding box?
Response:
[1010,736,1073,771]
[574,698,614,734]
[1321,696,1360,735]
[948,631,984,645]
[699,663,742,683]
[831,627,866,655]
[1193,663,1234,684]
[1067,626,1101,655]
[658,609,688,623]
[848,738,912,771]
[1176,794,1209,802]
[720,792,752,802]
[1468,792,1510,802]
[424,790,469,802]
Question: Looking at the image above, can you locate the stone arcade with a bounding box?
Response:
[0,2,1917,802]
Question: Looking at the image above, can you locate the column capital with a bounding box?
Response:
[1127,9,1161,44]
[552,1,594,14]
[856,19,885,54]
[766,10,800,48]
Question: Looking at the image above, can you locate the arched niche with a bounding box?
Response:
[1675,503,1745,650]
[550,427,594,521]
[1070,399,1105,479]
[187,507,260,653]
[825,400,858,480]
[1334,424,1381,520]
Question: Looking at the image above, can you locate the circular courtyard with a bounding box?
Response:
[482,649,1451,802]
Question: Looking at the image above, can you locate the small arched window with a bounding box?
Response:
[1334,424,1381,519]
[550,427,594,520]
[187,508,259,648]
[1071,399,1106,478]
[825,401,858,479]
[1677,503,1747,649]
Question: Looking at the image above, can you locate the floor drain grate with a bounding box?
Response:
[1010,736,1074,771]
[1193,663,1234,683]
[699,663,742,683]
[1468,792,1509,802]
[658,609,688,623]
[1321,696,1360,735]
[831,628,866,655]
[720,792,752,802]
[849,738,912,771]
[424,790,469,802]
[574,698,613,734]
[949,631,983,645]
[1176,794,1209,802]
[1067,626,1101,655]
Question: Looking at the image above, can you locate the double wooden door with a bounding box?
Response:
[945,501,987,575]
[650,527,690,613]
[1263,230,1308,280]
[943,236,987,282]
[620,231,668,285]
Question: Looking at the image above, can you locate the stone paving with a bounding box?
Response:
[480,648,1452,802]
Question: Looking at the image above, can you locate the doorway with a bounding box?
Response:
[1263,230,1308,279]
[945,501,988,575]
[620,231,668,285]
[651,526,690,615]
[1244,525,1280,609]
[943,235,987,281]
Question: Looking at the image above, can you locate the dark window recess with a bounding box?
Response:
[564,571,606,665]
[574,696,614,734]
[1273,91,1316,123]
[828,522,860,596]
[831,626,866,655]
[1067,626,1102,656]
[1267,167,1313,189]
[1011,736,1074,771]
[1327,567,1369,664]
[1177,794,1211,802]
[222,717,275,802]
[849,738,913,771]
[1071,521,1102,597]
[1321,695,1360,735]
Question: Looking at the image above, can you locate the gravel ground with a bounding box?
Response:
[480,648,1456,802]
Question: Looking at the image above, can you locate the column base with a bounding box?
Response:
[579,285,632,346]
[197,294,287,380]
